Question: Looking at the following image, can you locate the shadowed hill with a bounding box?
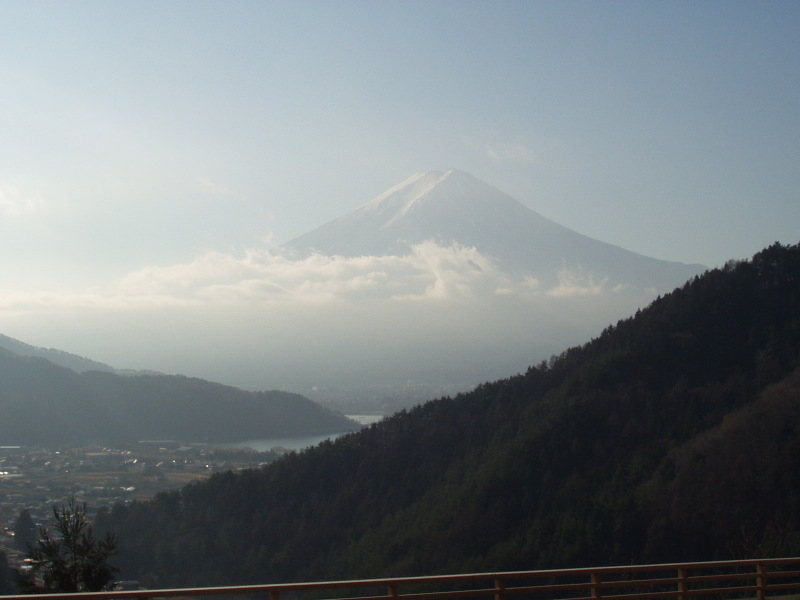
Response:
[98,242,800,588]
[0,333,116,373]
[0,355,358,445]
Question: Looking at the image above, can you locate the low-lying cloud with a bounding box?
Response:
[1,242,632,312]
[0,242,659,393]
[0,181,42,216]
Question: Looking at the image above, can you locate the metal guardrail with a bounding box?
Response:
[3,558,800,600]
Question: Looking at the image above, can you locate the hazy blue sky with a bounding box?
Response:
[0,1,798,389]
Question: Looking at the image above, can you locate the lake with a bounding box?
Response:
[213,415,383,452]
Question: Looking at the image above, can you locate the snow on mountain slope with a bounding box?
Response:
[283,169,705,292]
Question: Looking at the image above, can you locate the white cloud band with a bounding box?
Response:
[0,241,643,314]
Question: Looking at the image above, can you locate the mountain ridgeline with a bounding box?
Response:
[283,169,705,291]
[0,333,117,374]
[97,242,800,587]
[0,355,358,445]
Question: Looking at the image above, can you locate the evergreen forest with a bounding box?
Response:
[88,242,800,588]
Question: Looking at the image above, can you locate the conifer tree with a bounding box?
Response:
[17,498,118,593]
[14,509,37,552]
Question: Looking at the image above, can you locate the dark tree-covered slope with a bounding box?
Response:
[99,242,800,588]
[0,357,358,445]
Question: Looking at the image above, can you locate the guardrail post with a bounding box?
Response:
[270,590,280,600]
[756,562,766,600]
[677,568,687,600]
[494,577,506,600]
[388,583,399,600]
[591,572,602,599]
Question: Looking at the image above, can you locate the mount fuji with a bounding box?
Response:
[283,169,704,293]
[6,170,707,412]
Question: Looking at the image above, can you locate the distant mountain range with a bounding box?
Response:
[0,339,358,446]
[284,169,705,292]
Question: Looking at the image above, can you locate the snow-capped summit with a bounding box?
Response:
[283,169,704,292]
[359,169,509,221]
[283,169,560,260]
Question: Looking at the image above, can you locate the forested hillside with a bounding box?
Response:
[0,358,358,445]
[97,242,800,588]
